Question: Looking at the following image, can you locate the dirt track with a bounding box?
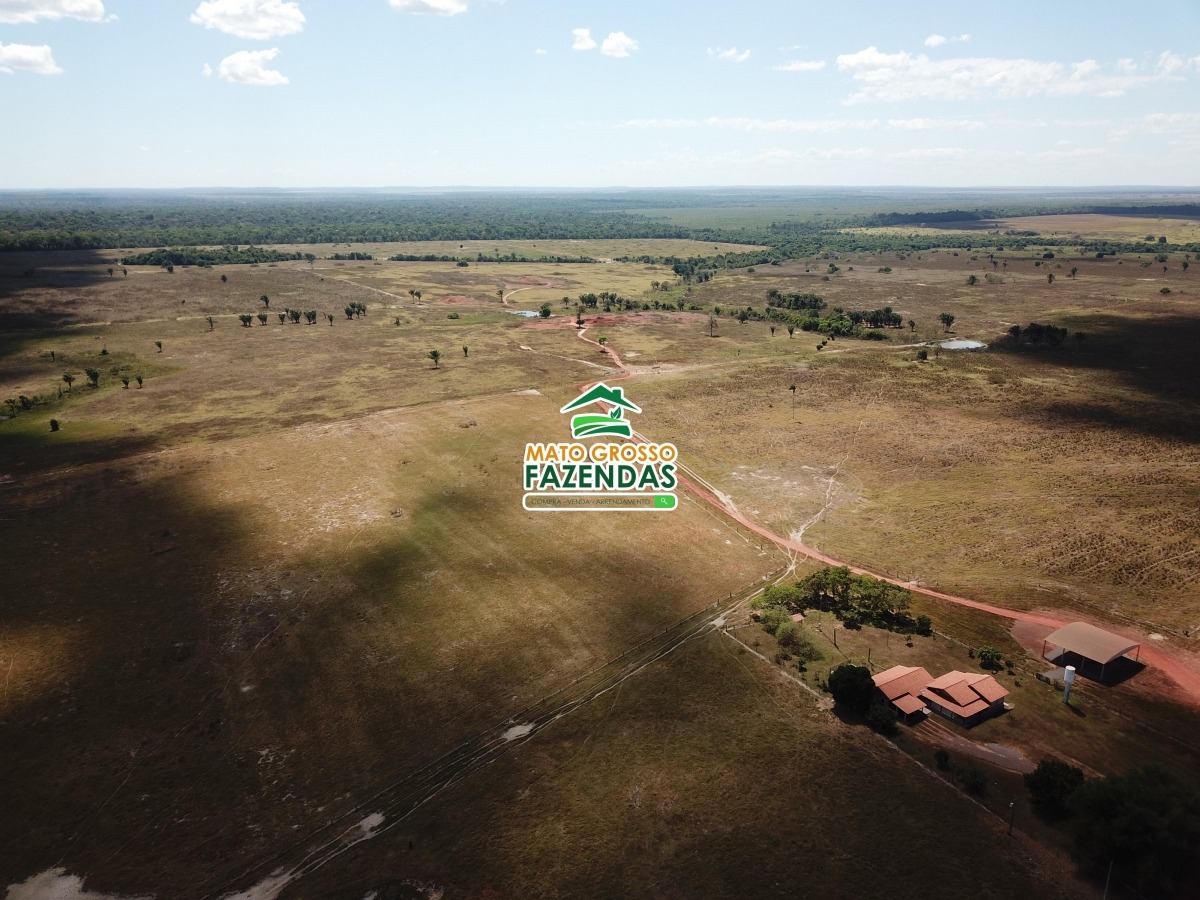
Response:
[572,322,1200,708]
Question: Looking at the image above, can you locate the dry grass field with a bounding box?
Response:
[994,214,1200,243]
[2,237,1198,898]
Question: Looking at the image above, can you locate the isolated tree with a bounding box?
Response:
[257,311,268,325]
[414,290,421,302]
[289,309,302,323]
[49,418,59,432]
[220,274,227,283]
[769,325,777,336]
[539,303,552,318]
[977,646,1002,670]
[462,346,468,357]
[787,324,795,338]
[303,253,316,266]
[261,294,270,309]
[966,274,978,285]
[122,267,128,277]
[166,264,174,274]
[85,367,100,387]
[1047,272,1055,284]
[135,374,143,387]
[155,340,163,352]
[737,309,750,324]
[62,372,75,391]
[239,313,253,327]
[497,288,505,303]
[278,311,286,323]
[207,317,215,331]
[1183,260,1190,273]
[107,267,114,278]
[305,310,317,324]
[1070,266,1078,278]
[908,319,916,332]
[326,313,335,325]
[408,289,416,302]
[708,313,718,338]
[428,349,441,369]
[939,312,956,332]
[121,374,130,389]
[1024,758,1085,821]
[827,664,875,713]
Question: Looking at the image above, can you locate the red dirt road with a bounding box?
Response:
[572,322,1200,708]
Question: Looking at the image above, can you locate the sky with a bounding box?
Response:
[1,0,1198,189]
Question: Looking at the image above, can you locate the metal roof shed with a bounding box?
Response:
[1042,622,1141,678]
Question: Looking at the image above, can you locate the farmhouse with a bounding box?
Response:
[1041,622,1142,681]
[919,671,1009,728]
[872,665,933,723]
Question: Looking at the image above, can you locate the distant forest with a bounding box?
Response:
[2,189,1198,259]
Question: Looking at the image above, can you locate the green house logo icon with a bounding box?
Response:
[559,383,642,439]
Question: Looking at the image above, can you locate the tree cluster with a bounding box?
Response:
[795,566,932,634]
[120,246,303,267]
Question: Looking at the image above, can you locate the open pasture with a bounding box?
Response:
[3,239,1199,898]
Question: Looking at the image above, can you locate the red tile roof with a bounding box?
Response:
[921,671,1008,719]
[872,665,933,713]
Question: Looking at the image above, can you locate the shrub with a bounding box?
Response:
[958,765,988,796]
[865,703,898,735]
[916,349,928,361]
[447,312,460,319]
[1025,758,1085,821]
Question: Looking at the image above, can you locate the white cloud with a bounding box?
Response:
[708,46,750,63]
[835,46,1190,103]
[388,0,470,15]
[924,33,969,48]
[773,59,824,72]
[1110,111,1200,140]
[887,117,986,131]
[534,48,546,56]
[617,116,877,133]
[190,0,304,39]
[218,47,288,85]
[202,62,213,76]
[600,31,637,58]
[571,27,595,51]
[0,1,104,24]
[0,41,61,73]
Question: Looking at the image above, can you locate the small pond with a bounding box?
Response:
[938,339,987,350]
[506,310,540,318]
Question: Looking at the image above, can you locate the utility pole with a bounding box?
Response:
[789,383,796,421]
[1007,799,1016,835]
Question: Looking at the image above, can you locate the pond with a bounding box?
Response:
[506,310,540,318]
[938,339,987,350]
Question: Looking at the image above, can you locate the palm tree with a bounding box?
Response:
[462,346,469,357]
[261,295,270,309]
[939,312,955,332]
[428,349,441,369]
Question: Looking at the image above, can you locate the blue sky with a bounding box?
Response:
[1,0,1198,188]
